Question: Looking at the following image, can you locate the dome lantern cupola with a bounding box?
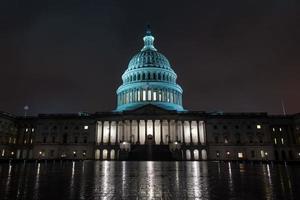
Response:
[115,27,184,112]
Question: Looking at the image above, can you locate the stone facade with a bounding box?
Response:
[1,107,300,161]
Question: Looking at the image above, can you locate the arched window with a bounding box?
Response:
[194,149,199,160]
[133,74,136,81]
[102,149,108,160]
[186,150,191,160]
[158,73,161,80]
[142,73,146,80]
[201,149,207,160]
[137,73,141,80]
[95,149,100,160]
[110,150,115,160]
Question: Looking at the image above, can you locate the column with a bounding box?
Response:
[130,120,132,143]
[101,121,104,145]
[189,121,193,144]
[152,120,155,144]
[116,121,119,144]
[108,121,111,144]
[197,121,200,144]
[160,120,163,144]
[137,120,140,144]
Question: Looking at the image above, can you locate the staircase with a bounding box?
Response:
[128,144,174,161]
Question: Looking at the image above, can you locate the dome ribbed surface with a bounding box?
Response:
[127,50,173,71]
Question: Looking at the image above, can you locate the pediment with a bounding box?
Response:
[125,104,176,115]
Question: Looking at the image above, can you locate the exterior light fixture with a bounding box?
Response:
[256,124,261,129]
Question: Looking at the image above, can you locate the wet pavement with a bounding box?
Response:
[0,161,299,200]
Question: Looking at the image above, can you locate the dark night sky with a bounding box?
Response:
[1,0,300,115]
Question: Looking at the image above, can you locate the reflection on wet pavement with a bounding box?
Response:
[0,161,299,200]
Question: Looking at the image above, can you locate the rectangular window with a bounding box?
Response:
[138,90,141,101]
[224,137,228,144]
[251,150,255,158]
[238,152,243,158]
[148,90,152,101]
[274,138,277,144]
[143,90,146,101]
[260,150,265,158]
[84,125,88,130]
[281,138,284,144]
[153,91,157,101]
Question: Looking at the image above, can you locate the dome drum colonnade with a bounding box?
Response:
[116,28,184,112]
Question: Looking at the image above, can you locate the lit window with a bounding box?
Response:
[260,150,265,158]
[238,152,243,158]
[224,137,228,144]
[298,152,300,157]
[153,91,157,101]
[143,90,146,101]
[84,125,88,130]
[281,138,284,144]
[148,90,152,101]
[279,128,282,132]
[216,151,220,157]
[1,149,5,156]
[32,128,35,132]
[226,151,230,156]
[272,128,275,132]
[274,138,277,144]
[11,152,14,155]
[137,90,141,101]
[256,124,261,129]
[73,151,76,154]
[265,152,268,156]
[25,128,28,132]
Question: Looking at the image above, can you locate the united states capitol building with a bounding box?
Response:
[1,29,300,161]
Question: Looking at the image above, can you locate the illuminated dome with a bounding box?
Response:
[116,27,184,111]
